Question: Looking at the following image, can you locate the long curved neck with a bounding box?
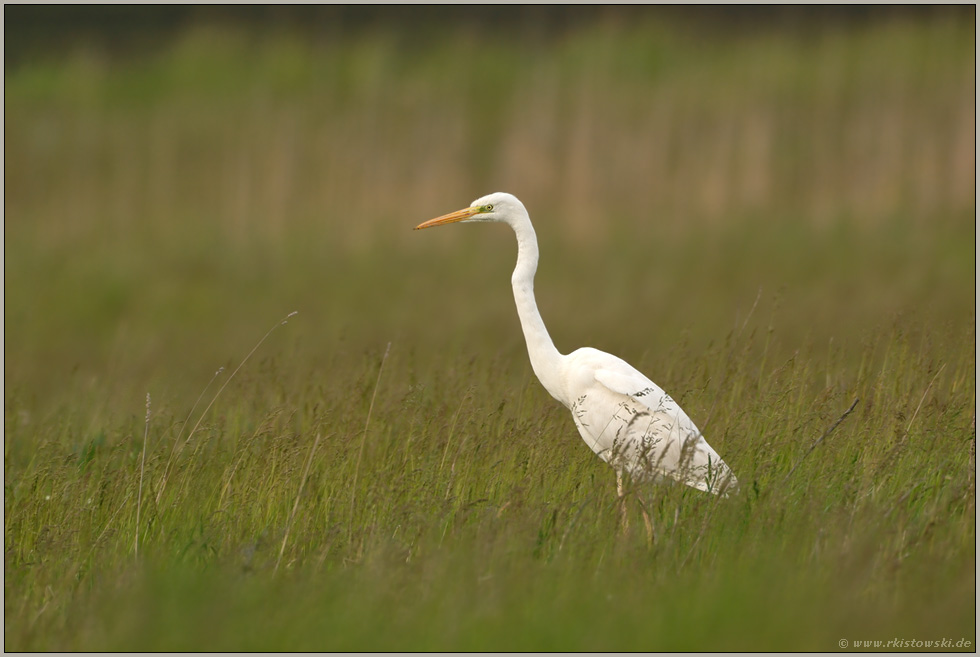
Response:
[510,216,564,401]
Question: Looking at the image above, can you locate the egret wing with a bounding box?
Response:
[586,364,737,495]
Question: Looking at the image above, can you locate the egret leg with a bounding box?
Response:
[616,470,629,535]
[639,501,655,546]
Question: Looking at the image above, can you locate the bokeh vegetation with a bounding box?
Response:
[4,7,975,651]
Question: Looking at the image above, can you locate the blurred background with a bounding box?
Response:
[4,5,975,419]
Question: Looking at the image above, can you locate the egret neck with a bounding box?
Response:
[509,213,564,403]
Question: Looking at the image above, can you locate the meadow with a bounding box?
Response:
[4,9,976,650]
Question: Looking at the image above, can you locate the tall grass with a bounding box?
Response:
[4,11,975,651]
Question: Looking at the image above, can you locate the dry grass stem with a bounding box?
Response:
[275,432,323,574]
[156,311,298,502]
[135,392,150,557]
[349,342,392,542]
[904,363,947,437]
[783,397,860,483]
[157,366,224,505]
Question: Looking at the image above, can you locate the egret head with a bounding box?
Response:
[414,192,527,230]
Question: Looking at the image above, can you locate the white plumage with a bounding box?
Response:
[416,192,737,497]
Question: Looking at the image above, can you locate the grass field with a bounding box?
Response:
[4,9,976,651]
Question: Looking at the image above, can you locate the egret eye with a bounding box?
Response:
[485,204,494,212]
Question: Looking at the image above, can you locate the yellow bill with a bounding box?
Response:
[414,206,481,230]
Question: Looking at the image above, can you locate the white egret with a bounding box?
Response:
[415,192,737,521]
